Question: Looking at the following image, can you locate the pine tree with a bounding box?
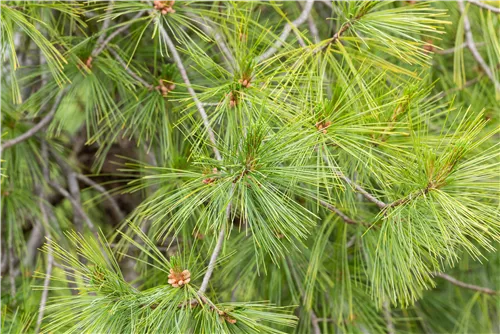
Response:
[1,1,499,333]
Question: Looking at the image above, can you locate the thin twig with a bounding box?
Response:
[108,48,153,89]
[198,225,226,294]
[339,173,387,209]
[198,185,234,294]
[435,42,468,55]
[382,300,396,334]
[159,24,222,161]
[323,150,386,210]
[319,200,359,225]
[186,13,236,73]
[257,0,315,63]
[433,272,498,295]
[2,90,65,150]
[92,11,146,58]
[48,180,97,234]
[286,258,321,334]
[76,174,125,222]
[435,41,485,55]
[458,0,500,93]
[307,12,320,44]
[34,188,54,334]
[467,0,500,13]
[91,1,115,56]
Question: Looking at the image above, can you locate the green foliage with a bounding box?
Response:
[1,1,499,333]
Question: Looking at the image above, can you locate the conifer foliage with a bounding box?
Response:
[1,1,499,333]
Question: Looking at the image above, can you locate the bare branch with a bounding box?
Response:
[458,0,500,93]
[382,301,396,334]
[2,90,65,150]
[92,1,115,53]
[92,11,147,58]
[307,14,320,44]
[159,24,222,161]
[186,13,236,73]
[108,48,153,89]
[467,0,500,13]
[338,173,387,209]
[76,174,125,222]
[323,153,387,209]
[34,191,54,334]
[257,0,314,63]
[198,225,226,294]
[433,272,498,295]
[286,258,321,334]
[319,200,360,225]
[198,185,234,293]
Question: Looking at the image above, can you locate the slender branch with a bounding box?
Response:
[382,301,395,334]
[2,90,65,150]
[458,0,500,93]
[159,24,222,161]
[322,153,387,209]
[186,13,236,73]
[435,42,467,55]
[257,0,314,63]
[307,12,320,44]
[286,258,321,334]
[338,173,387,209]
[76,174,125,222]
[198,224,226,294]
[92,1,115,56]
[198,185,234,294]
[467,0,500,13]
[435,41,485,55]
[48,180,96,232]
[34,192,53,334]
[108,48,153,89]
[433,272,498,295]
[91,11,146,58]
[8,226,16,298]
[319,200,360,225]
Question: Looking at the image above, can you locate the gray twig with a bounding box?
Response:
[458,0,500,93]
[159,24,222,161]
[433,272,498,295]
[2,90,65,150]
[257,0,315,63]
[467,0,500,13]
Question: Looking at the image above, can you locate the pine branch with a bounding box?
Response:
[458,0,500,93]
[467,0,500,13]
[198,184,234,294]
[91,11,147,58]
[319,200,360,225]
[319,2,371,52]
[108,48,153,89]
[306,10,320,43]
[76,174,125,222]
[186,13,236,73]
[287,258,321,334]
[159,19,232,294]
[257,0,315,63]
[159,24,222,161]
[92,1,115,53]
[47,178,97,235]
[433,272,498,295]
[34,186,53,334]
[322,154,387,209]
[1,90,65,150]
[382,301,395,334]
[338,173,387,209]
